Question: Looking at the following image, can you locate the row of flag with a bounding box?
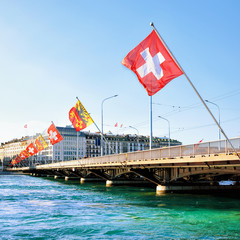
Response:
[12,99,93,165]
[11,124,63,165]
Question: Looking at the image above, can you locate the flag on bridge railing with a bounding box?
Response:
[69,99,94,131]
[26,143,38,156]
[194,139,203,151]
[11,155,21,165]
[122,30,183,96]
[15,155,22,164]
[19,150,30,160]
[47,123,63,145]
[35,135,48,151]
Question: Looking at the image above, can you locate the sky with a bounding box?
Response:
[0,0,240,145]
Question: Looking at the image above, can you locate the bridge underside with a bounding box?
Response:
[10,152,240,195]
[27,165,240,183]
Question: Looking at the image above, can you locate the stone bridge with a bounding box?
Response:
[9,137,240,194]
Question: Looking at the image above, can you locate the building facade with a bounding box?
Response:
[84,132,181,157]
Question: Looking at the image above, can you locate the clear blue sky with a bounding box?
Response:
[1,0,240,145]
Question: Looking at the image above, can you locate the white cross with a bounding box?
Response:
[28,147,35,154]
[137,47,165,80]
[49,130,58,141]
[20,154,25,158]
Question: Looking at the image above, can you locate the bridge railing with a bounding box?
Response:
[16,137,240,169]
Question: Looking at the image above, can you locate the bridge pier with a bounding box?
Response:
[80,178,103,183]
[106,180,151,187]
[156,184,240,195]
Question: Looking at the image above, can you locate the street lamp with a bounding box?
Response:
[158,116,170,147]
[101,95,118,156]
[205,100,221,142]
[129,126,139,151]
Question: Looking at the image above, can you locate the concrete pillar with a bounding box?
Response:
[81,178,104,183]
[106,180,148,186]
[80,178,85,183]
[156,184,240,195]
[156,185,167,195]
[106,180,113,187]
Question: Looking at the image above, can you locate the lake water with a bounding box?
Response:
[0,175,240,239]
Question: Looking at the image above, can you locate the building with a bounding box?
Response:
[0,126,181,169]
[53,126,86,161]
[84,131,181,157]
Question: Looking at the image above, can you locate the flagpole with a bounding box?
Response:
[150,96,152,150]
[77,131,79,159]
[150,22,240,158]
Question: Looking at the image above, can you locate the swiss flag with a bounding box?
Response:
[19,150,30,160]
[122,30,183,96]
[11,155,21,165]
[26,143,38,156]
[47,123,63,145]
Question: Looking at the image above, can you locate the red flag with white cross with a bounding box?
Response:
[11,155,21,165]
[15,155,22,164]
[26,143,38,156]
[19,150,30,160]
[47,123,63,145]
[122,30,183,96]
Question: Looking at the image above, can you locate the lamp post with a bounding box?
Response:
[101,95,118,156]
[205,100,221,142]
[129,126,139,151]
[158,116,170,147]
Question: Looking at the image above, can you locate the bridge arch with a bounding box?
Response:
[114,170,138,179]
[172,168,240,182]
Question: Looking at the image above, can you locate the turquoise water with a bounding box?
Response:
[0,175,240,239]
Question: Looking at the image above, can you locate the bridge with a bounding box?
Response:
[9,137,240,194]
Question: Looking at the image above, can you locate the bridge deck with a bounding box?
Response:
[11,137,240,171]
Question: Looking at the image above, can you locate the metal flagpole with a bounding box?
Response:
[150,96,153,150]
[150,22,240,159]
[77,131,79,159]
